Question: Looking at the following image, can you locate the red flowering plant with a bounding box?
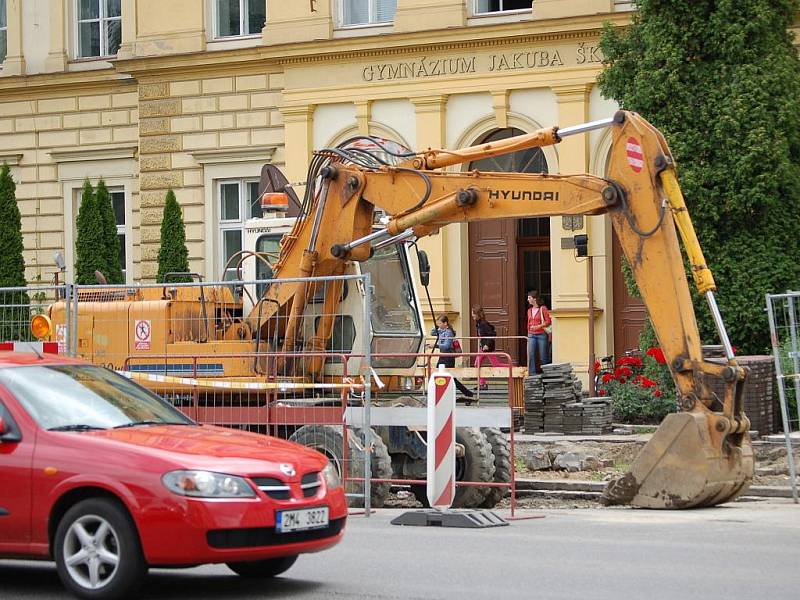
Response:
[596,344,676,424]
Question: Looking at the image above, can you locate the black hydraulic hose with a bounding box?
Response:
[412,241,441,364]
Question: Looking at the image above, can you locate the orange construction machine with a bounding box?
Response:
[42,110,753,509]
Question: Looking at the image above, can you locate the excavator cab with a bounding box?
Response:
[243,215,425,376]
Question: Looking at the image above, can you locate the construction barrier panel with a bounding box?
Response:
[0,277,521,513]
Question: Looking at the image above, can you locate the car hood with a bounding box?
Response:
[83,425,327,477]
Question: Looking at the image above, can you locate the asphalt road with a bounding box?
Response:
[3,501,800,600]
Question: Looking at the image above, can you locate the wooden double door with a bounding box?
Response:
[467,217,550,365]
[464,126,645,363]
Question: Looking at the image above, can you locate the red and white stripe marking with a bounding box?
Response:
[426,367,456,509]
[0,341,59,354]
[626,137,644,173]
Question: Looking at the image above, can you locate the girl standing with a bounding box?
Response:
[471,306,502,391]
[431,314,474,399]
[526,290,551,374]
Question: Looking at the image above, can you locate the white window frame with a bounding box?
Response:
[212,0,265,39]
[109,187,128,281]
[75,0,122,59]
[69,183,132,284]
[472,0,531,16]
[338,0,397,29]
[217,178,260,280]
[0,0,7,66]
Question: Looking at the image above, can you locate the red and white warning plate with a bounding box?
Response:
[0,341,59,354]
[626,137,644,173]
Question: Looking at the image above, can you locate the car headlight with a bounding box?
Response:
[321,462,341,489]
[162,470,256,498]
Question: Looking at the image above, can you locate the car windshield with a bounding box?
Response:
[0,365,195,431]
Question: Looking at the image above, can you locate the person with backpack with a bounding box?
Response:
[431,314,474,399]
[471,306,503,391]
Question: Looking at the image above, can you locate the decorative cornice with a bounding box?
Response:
[110,14,629,77]
[0,153,24,166]
[274,28,605,67]
[279,105,316,120]
[189,146,276,165]
[411,95,449,111]
[49,144,139,163]
[0,70,136,99]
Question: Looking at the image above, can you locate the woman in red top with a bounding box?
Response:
[526,290,551,374]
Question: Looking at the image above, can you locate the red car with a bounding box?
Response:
[0,352,347,599]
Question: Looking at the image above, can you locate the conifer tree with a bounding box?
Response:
[0,163,30,341]
[95,178,124,284]
[598,0,800,354]
[157,190,191,283]
[75,179,106,285]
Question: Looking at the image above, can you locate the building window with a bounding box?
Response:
[340,0,396,27]
[474,0,530,14]
[0,0,7,64]
[110,188,127,281]
[218,179,260,280]
[76,0,122,58]
[71,185,128,281]
[214,0,265,38]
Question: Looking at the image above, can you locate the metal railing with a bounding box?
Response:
[766,291,800,503]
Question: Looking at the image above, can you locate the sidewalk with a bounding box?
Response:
[514,432,652,443]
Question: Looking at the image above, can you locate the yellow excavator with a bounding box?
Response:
[43,110,753,508]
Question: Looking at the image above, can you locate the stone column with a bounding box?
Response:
[410,95,458,328]
[116,0,138,59]
[552,83,595,374]
[354,101,371,135]
[44,0,68,73]
[279,104,315,200]
[2,0,25,75]
[394,0,466,33]
[137,81,182,280]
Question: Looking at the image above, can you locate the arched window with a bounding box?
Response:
[468,128,551,309]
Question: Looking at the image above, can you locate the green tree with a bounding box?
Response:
[0,163,31,341]
[95,178,124,284]
[598,0,800,355]
[75,179,106,285]
[157,189,191,283]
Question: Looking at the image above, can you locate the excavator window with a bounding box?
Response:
[313,315,356,354]
[361,244,423,369]
[361,245,420,335]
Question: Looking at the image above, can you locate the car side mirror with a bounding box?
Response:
[417,250,431,287]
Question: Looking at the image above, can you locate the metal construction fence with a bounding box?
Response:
[0,276,519,513]
[766,291,800,503]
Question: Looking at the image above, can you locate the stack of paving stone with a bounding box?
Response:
[523,374,545,432]
[560,398,613,435]
[562,402,584,434]
[527,363,581,432]
[581,398,614,434]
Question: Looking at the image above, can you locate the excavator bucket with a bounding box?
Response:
[603,412,754,508]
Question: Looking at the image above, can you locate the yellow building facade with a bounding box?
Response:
[1,0,644,380]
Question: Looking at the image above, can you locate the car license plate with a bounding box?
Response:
[276,507,329,533]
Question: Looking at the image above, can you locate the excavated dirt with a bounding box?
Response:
[381,438,799,510]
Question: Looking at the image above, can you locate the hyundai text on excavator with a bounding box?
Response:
[43,110,753,509]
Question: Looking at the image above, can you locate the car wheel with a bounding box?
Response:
[54,498,147,600]
[227,555,298,578]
